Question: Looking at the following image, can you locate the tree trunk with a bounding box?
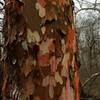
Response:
[1,0,80,100]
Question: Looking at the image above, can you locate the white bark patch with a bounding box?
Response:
[55,71,63,85]
[42,75,49,87]
[62,53,70,67]
[49,85,54,99]
[27,28,40,43]
[41,26,46,34]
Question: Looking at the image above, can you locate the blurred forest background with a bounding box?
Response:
[74,0,100,99]
[0,0,100,100]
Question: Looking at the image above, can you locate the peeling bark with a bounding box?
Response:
[1,0,80,100]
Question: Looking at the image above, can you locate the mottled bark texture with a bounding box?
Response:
[1,0,80,100]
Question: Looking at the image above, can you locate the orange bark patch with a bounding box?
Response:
[74,63,80,100]
[38,53,50,67]
[59,0,66,6]
[66,26,76,52]
[37,0,46,7]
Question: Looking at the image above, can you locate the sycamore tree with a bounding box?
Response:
[0,0,80,100]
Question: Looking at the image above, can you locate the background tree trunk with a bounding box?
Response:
[1,0,80,100]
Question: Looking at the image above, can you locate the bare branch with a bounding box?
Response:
[0,2,4,6]
[82,72,100,87]
[94,0,98,8]
[76,7,100,14]
[75,0,83,8]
